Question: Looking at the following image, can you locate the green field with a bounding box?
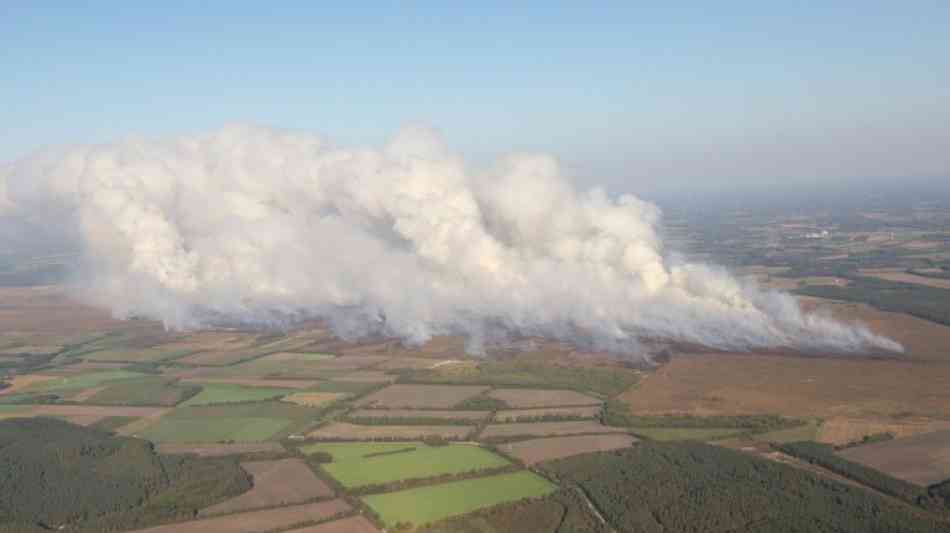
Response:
[631,427,746,442]
[321,444,510,488]
[363,471,557,527]
[135,402,315,442]
[85,377,199,406]
[180,383,293,406]
[754,419,822,444]
[84,347,196,363]
[300,441,422,461]
[25,370,146,393]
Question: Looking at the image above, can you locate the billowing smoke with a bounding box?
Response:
[0,124,901,359]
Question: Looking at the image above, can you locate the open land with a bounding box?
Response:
[480,420,628,439]
[348,408,489,422]
[156,442,285,457]
[362,471,557,527]
[493,405,602,422]
[356,384,489,409]
[286,516,381,533]
[128,499,353,533]
[180,382,294,406]
[199,458,334,516]
[500,434,637,464]
[838,429,950,486]
[487,388,601,408]
[308,422,474,440]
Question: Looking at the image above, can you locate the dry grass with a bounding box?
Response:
[817,416,950,446]
[838,430,950,486]
[487,389,601,408]
[308,422,474,440]
[199,458,334,516]
[281,392,345,407]
[356,384,489,409]
[0,374,58,395]
[126,500,352,533]
[500,434,637,464]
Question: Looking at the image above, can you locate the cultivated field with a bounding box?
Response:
[156,442,285,457]
[286,516,380,533]
[487,388,601,408]
[500,434,637,464]
[858,269,950,290]
[127,499,352,533]
[179,377,320,389]
[84,346,196,363]
[356,384,488,409]
[136,402,314,442]
[21,369,147,394]
[199,458,334,516]
[838,429,950,486]
[335,371,395,382]
[0,374,56,395]
[348,408,489,422]
[84,377,197,406]
[7,405,166,427]
[180,382,294,406]
[480,420,628,439]
[362,471,557,527]
[493,405,601,422]
[300,441,422,461]
[308,422,474,441]
[817,416,950,445]
[321,444,510,488]
[630,427,746,442]
[282,392,346,407]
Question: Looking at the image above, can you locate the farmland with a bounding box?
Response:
[480,420,628,440]
[500,434,637,465]
[837,429,950,486]
[300,441,425,461]
[199,458,334,516]
[156,442,285,457]
[486,388,601,408]
[362,471,557,527]
[494,405,601,422]
[136,402,317,442]
[320,444,510,488]
[127,500,353,533]
[308,422,474,441]
[356,384,489,409]
[179,382,294,406]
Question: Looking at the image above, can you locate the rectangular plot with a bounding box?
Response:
[180,383,294,407]
[286,516,380,533]
[349,409,489,422]
[494,406,601,422]
[838,429,950,486]
[308,422,473,441]
[127,499,352,533]
[138,417,291,442]
[480,421,628,439]
[356,384,488,409]
[488,389,601,408]
[321,445,509,488]
[179,377,320,389]
[500,434,637,465]
[156,442,285,457]
[200,458,334,516]
[362,471,557,527]
[300,441,422,461]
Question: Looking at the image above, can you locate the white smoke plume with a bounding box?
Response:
[0,124,902,359]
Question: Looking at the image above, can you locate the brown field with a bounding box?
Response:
[180,377,320,389]
[0,374,57,395]
[44,361,129,374]
[261,352,390,370]
[128,499,352,533]
[0,344,62,355]
[30,405,166,418]
[335,371,395,383]
[178,350,266,366]
[308,422,474,440]
[375,357,443,370]
[282,392,346,407]
[67,386,108,402]
[348,409,490,421]
[487,389,601,408]
[356,384,489,409]
[286,515,380,533]
[622,352,950,419]
[156,442,285,457]
[818,416,950,446]
[199,458,334,516]
[500,434,637,464]
[858,269,950,290]
[838,430,950,486]
[479,421,627,439]
[494,406,602,422]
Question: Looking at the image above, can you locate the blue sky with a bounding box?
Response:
[2,2,948,193]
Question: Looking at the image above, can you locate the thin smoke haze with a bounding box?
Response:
[0,124,902,360]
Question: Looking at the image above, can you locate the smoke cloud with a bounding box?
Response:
[0,124,901,360]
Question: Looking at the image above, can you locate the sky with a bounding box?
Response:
[2,2,948,196]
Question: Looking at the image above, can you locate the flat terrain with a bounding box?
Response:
[179,377,320,389]
[180,382,294,406]
[156,442,285,457]
[487,388,601,408]
[630,427,747,441]
[858,269,950,290]
[356,384,489,409]
[818,416,950,445]
[348,408,489,421]
[282,392,346,407]
[494,406,601,422]
[300,441,422,461]
[321,444,509,488]
[622,352,950,419]
[362,471,557,527]
[128,499,352,533]
[200,458,334,516]
[308,422,474,440]
[480,420,628,439]
[286,516,380,533]
[500,434,637,464]
[136,402,314,442]
[838,429,950,486]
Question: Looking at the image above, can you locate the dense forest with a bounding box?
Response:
[542,442,949,533]
[0,418,250,532]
